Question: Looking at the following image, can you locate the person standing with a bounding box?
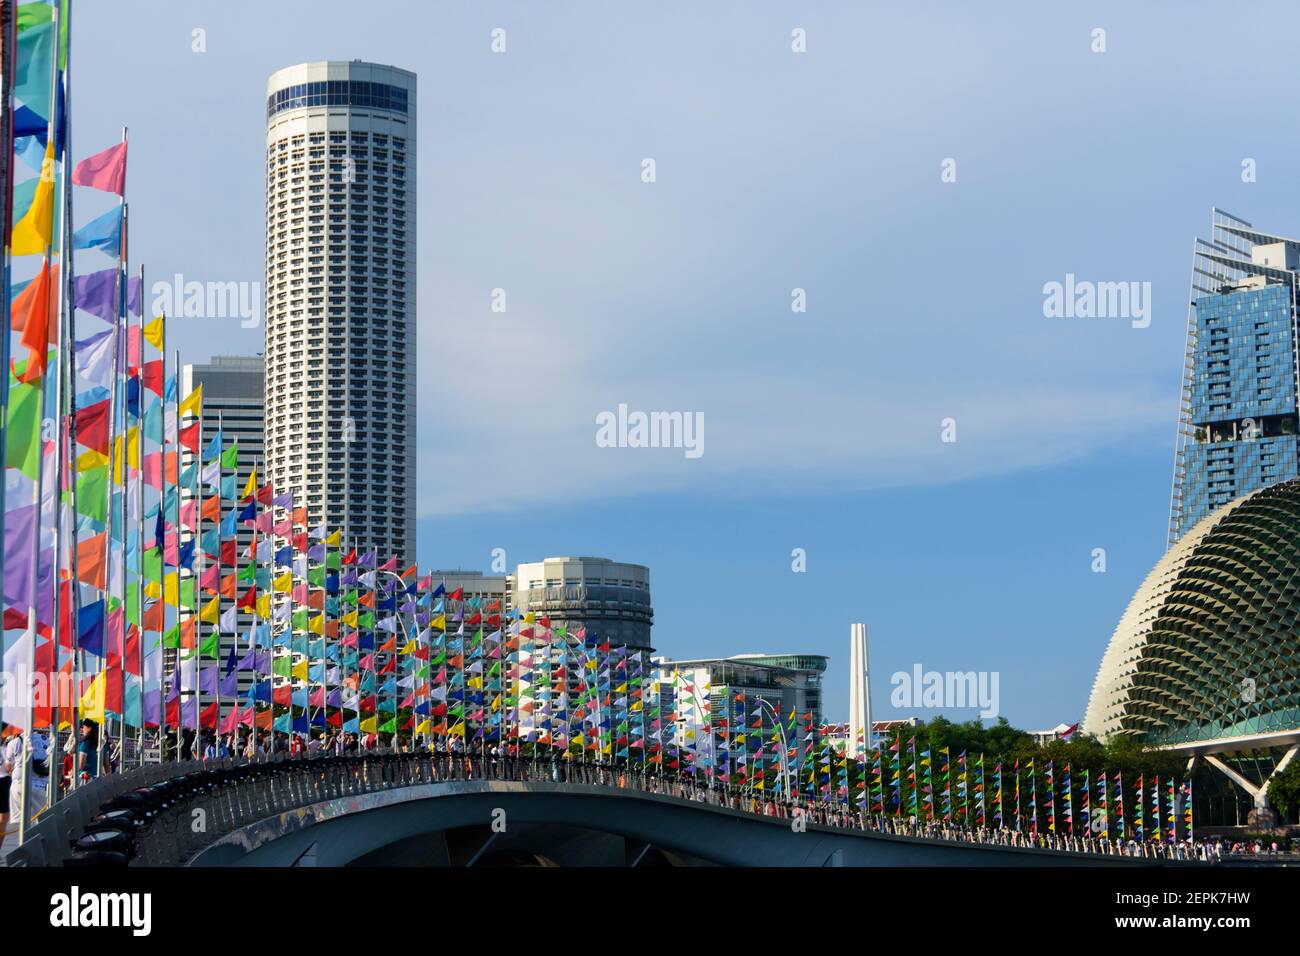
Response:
[76,720,100,782]
[0,724,21,854]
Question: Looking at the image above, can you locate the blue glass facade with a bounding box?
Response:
[1175,281,1300,540]
[267,80,409,119]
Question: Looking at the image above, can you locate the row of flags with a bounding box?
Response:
[852,732,1194,842]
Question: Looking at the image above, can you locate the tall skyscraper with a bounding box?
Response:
[847,623,870,756]
[264,61,417,565]
[1169,209,1300,546]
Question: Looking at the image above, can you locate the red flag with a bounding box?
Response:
[142,359,164,396]
[75,399,113,454]
[178,421,201,453]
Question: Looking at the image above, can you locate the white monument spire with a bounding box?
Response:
[848,623,871,756]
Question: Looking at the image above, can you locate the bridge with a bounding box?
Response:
[4,754,1187,867]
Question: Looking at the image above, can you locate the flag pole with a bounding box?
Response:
[0,0,15,616]
[18,0,63,840]
[195,388,208,752]
[133,265,143,764]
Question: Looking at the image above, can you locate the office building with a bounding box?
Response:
[651,653,828,761]
[264,60,417,565]
[508,557,653,649]
[180,355,266,704]
[1168,209,1300,546]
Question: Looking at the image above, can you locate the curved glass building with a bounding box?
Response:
[1083,478,1300,747]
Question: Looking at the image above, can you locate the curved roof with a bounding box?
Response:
[1082,479,1300,744]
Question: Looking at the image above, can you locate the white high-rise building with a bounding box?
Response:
[848,623,871,756]
[264,61,417,565]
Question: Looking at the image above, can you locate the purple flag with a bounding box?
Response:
[74,268,119,322]
[143,689,162,727]
[127,274,142,316]
[3,504,38,610]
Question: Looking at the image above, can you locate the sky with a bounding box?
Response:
[62,0,1300,728]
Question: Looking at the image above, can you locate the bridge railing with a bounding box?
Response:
[5,751,1211,867]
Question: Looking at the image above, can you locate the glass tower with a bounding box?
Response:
[1168,209,1300,546]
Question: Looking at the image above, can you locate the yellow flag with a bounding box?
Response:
[12,142,56,255]
[325,529,341,547]
[112,435,125,485]
[143,316,165,350]
[77,448,109,473]
[292,659,308,681]
[414,719,431,736]
[126,426,140,469]
[80,671,106,723]
[178,383,203,418]
[341,609,358,628]
[144,580,161,601]
[429,613,445,631]
[242,465,257,500]
[255,594,271,618]
[308,614,324,635]
[163,573,179,606]
[272,572,293,593]
[200,596,220,624]
[359,716,377,734]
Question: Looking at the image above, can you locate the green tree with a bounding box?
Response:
[1267,759,1300,821]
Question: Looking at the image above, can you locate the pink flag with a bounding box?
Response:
[72,141,128,195]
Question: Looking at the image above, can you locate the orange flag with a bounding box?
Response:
[76,532,108,589]
[141,600,165,633]
[13,259,54,383]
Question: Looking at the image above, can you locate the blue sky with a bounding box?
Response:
[66,1,1300,726]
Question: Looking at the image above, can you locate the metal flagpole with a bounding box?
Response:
[54,6,79,793]
[195,395,207,753]
[0,0,15,614]
[18,3,64,841]
[170,347,182,759]
[133,266,144,764]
